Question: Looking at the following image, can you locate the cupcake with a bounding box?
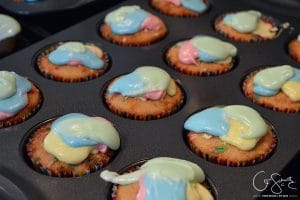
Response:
[37,41,109,83]
[150,0,209,17]
[0,14,21,56]
[0,71,41,128]
[26,113,120,177]
[243,65,300,113]
[288,34,300,63]
[215,10,278,42]
[101,157,214,200]
[166,35,237,75]
[184,105,277,167]
[100,5,168,46]
[104,66,184,120]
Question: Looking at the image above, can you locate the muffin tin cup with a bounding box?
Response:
[0,0,299,199]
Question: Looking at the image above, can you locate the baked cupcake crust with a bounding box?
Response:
[215,15,278,42]
[243,72,300,113]
[0,83,41,128]
[288,39,300,63]
[105,79,184,120]
[187,130,277,167]
[100,19,168,46]
[26,122,113,177]
[166,45,234,76]
[37,43,109,83]
[150,0,207,17]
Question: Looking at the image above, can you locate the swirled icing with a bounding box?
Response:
[178,36,237,64]
[48,42,104,69]
[108,66,176,100]
[184,105,267,150]
[104,5,161,35]
[43,113,120,164]
[0,71,32,120]
[253,65,300,101]
[101,157,213,200]
[0,14,21,41]
[167,0,208,13]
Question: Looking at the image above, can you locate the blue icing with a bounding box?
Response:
[181,0,208,13]
[108,72,145,96]
[51,113,99,148]
[105,6,148,35]
[144,175,186,200]
[0,72,32,114]
[290,68,300,82]
[253,85,278,96]
[223,15,233,24]
[198,50,218,62]
[48,46,104,70]
[184,107,228,136]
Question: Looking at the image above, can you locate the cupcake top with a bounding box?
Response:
[48,42,104,69]
[101,157,213,199]
[184,105,268,151]
[297,34,300,41]
[222,10,277,38]
[253,65,300,102]
[177,35,237,64]
[108,66,177,100]
[165,0,208,13]
[0,71,32,120]
[43,113,120,164]
[0,14,21,41]
[104,5,162,35]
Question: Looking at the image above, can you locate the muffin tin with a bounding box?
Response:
[0,0,299,199]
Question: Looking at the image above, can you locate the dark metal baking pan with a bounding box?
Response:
[0,0,299,199]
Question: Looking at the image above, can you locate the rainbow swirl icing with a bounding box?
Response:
[0,14,21,41]
[178,35,237,64]
[184,105,267,150]
[108,66,177,100]
[48,42,104,69]
[0,71,32,120]
[253,65,300,102]
[166,0,208,13]
[43,113,120,164]
[104,5,162,35]
[222,10,277,38]
[101,157,213,200]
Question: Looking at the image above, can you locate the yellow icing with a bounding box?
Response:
[220,119,259,151]
[167,79,177,96]
[43,131,94,165]
[253,20,277,39]
[282,81,300,101]
[187,183,214,200]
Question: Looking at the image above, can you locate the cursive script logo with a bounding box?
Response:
[252,171,297,195]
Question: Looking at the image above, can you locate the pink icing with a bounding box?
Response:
[141,15,161,31]
[166,0,181,6]
[68,59,82,66]
[178,41,199,64]
[136,175,146,200]
[96,144,108,153]
[0,112,13,120]
[143,90,164,100]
